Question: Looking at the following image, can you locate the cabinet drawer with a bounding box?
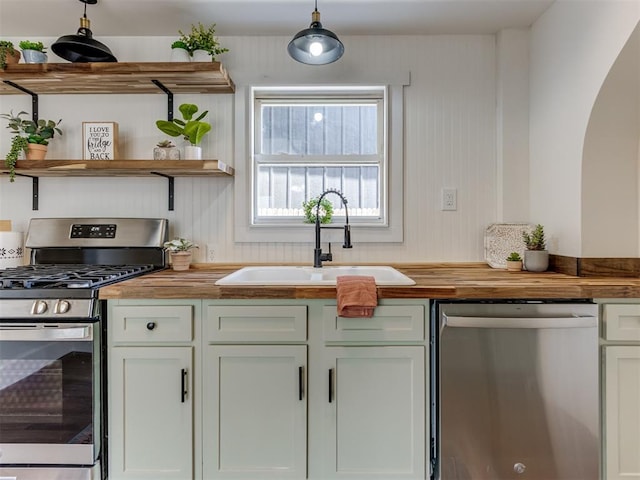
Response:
[323,305,424,342]
[603,304,640,341]
[205,305,307,342]
[111,305,193,343]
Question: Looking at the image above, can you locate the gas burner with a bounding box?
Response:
[0,264,155,290]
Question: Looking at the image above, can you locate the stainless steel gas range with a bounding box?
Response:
[0,218,168,480]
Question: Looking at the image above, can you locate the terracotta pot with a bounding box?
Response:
[5,49,20,65]
[170,251,192,271]
[506,260,523,272]
[26,143,48,160]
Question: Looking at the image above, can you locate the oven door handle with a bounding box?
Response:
[0,325,93,341]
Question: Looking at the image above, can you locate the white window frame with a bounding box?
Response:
[233,74,407,244]
[253,86,387,226]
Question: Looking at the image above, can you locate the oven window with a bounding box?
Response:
[0,326,97,445]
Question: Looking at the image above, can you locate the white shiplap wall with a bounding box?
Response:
[0,35,500,263]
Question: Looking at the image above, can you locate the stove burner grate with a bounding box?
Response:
[0,264,156,289]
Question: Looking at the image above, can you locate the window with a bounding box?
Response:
[252,87,387,226]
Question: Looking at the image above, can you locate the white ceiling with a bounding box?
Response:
[0,0,554,37]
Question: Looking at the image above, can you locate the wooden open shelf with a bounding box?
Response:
[0,62,235,95]
[2,160,234,177]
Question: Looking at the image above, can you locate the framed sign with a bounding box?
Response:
[83,122,119,160]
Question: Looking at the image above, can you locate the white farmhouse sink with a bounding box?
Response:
[215,266,416,286]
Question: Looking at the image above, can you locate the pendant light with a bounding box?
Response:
[288,0,344,65]
[52,0,117,63]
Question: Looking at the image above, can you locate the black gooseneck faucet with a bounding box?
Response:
[314,189,352,268]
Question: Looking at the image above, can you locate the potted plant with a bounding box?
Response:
[153,140,181,160]
[178,23,228,62]
[163,237,198,271]
[0,41,20,69]
[156,103,211,160]
[302,196,334,224]
[522,224,549,272]
[2,110,63,181]
[505,252,523,272]
[170,40,191,62]
[19,40,47,64]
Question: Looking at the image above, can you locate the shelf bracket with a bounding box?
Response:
[3,80,39,121]
[12,173,39,210]
[151,79,174,121]
[151,172,175,211]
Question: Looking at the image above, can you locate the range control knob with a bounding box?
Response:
[54,300,71,314]
[31,300,48,315]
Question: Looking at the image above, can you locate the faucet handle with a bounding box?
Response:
[343,225,353,248]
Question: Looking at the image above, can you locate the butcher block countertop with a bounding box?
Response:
[98,263,640,300]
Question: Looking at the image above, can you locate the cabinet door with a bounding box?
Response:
[109,347,193,480]
[605,346,640,480]
[203,345,307,479]
[323,346,425,479]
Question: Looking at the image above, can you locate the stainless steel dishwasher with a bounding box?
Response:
[432,301,599,480]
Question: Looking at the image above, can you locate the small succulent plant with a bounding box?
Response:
[522,224,546,251]
[506,252,522,262]
[156,140,176,148]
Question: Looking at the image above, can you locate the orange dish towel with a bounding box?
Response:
[336,275,378,318]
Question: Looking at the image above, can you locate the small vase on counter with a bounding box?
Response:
[164,238,198,271]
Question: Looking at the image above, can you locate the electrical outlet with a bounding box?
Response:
[441,188,457,211]
[206,244,218,262]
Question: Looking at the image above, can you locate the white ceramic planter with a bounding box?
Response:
[191,49,211,62]
[184,145,202,160]
[170,48,191,62]
[22,49,47,64]
[524,250,549,272]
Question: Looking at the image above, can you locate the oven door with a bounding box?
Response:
[0,322,100,466]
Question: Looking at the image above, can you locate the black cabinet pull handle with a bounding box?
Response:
[181,368,188,403]
[329,368,334,403]
[146,322,156,331]
[298,366,304,401]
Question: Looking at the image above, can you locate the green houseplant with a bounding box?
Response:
[0,40,20,69]
[19,40,47,63]
[164,238,199,271]
[2,110,63,181]
[522,224,549,272]
[156,103,211,159]
[170,40,191,62]
[178,23,228,61]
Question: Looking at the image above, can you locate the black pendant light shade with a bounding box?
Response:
[288,1,344,65]
[52,0,117,63]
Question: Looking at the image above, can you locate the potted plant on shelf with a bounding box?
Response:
[0,41,20,69]
[522,224,549,272]
[1,110,63,181]
[505,252,523,272]
[164,238,198,271]
[170,40,191,62]
[156,103,211,160]
[302,196,334,224]
[178,23,228,62]
[19,40,47,64]
[153,140,181,160]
